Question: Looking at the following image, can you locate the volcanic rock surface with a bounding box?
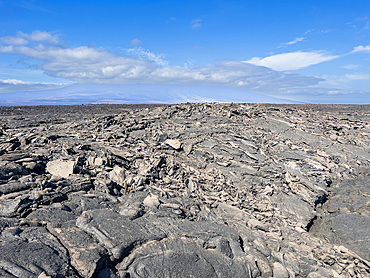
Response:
[0,103,369,278]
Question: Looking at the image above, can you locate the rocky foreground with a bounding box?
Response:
[0,103,369,278]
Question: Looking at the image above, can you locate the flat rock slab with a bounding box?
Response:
[46,159,76,178]
[312,213,370,261]
[48,223,110,278]
[136,215,242,244]
[118,236,251,278]
[76,209,166,260]
[270,192,315,228]
[26,206,77,223]
[0,236,76,277]
[0,181,31,195]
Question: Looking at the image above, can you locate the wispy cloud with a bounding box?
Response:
[17,0,52,13]
[130,38,142,46]
[279,37,305,47]
[191,19,202,29]
[356,16,369,21]
[352,45,370,53]
[341,64,358,70]
[348,17,370,30]
[345,73,370,80]
[126,47,168,66]
[246,51,339,71]
[0,78,65,93]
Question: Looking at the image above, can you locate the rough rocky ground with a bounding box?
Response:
[0,103,369,278]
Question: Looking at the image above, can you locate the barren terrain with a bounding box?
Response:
[0,103,369,277]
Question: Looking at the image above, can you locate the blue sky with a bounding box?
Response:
[0,0,370,104]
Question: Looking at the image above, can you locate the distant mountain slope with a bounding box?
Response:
[0,83,297,106]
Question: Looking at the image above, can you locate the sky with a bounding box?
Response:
[0,0,370,105]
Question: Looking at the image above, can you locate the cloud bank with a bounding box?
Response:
[0,79,65,93]
[0,31,60,46]
[246,51,339,71]
[352,45,370,53]
[0,31,324,94]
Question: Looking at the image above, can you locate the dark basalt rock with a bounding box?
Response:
[0,103,369,277]
[0,231,77,277]
[0,161,28,180]
[117,237,251,278]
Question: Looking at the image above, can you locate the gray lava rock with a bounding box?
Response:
[0,161,28,180]
[47,222,110,278]
[118,237,251,278]
[46,159,76,178]
[76,209,166,260]
[0,103,369,278]
[312,213,370,261]
[0,234,77,277]
[0,181,31,195]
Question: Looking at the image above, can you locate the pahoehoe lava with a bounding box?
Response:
[0,103,369,277]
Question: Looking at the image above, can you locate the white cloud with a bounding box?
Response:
[345,73,370,80]
[352,45,370,53]
[279,37,305,47]
[1,79,36,85]
[126,47,168,66]
[130,39,142,46]
[0,31,60,46]
[23,31,60,45]
[0,31,327,94]
[350,17,370,30]
[184,58,194,68]
[245,51,339,71]
[356,16,369,21]
[0,78,66,93]
[191,19,202,29]
[0,36,28,45]
[341,64,358,70]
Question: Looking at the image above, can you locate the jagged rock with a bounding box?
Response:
[0,161,28,180]
[142,194,160,208]
[0,195,26,216]
[0,103,369,278]
[108,165,126,185]
[165,139,182,150]
[270,192,315,228]
[273,262,289,278]
[38,272,52,278]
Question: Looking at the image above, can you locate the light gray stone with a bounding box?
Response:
[46,159,75,178]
